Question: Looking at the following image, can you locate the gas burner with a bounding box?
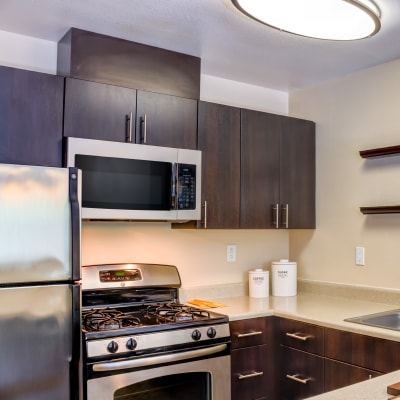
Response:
[145,302,211,324]
[82,309,141,332]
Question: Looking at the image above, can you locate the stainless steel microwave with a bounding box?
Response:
[65,137,201,222]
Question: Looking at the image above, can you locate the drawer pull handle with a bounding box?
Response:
[237,331,263,338]
[286,332,313,341]
[238,371,264,380]
[286,374,311,385]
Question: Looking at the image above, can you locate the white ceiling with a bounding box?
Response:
[1,0,400,92]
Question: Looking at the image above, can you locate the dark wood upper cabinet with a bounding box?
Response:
[241,109,315,229]
[135,90,197,149]
[240,110,281,228]
[58,28,200,100]
[280,117,316,228]
[197,101,241,228]
[0,66,64,167]
[64,77,137,142]
[64,78,197,149]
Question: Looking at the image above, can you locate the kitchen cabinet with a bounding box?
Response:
[63,77,197,149]
[359,144,400,214]
[278,318,325,399]
[230,317,276,400]
[240,110,315,229]
[197,101,241,228]
[324,327,400,374]
[63,77,137,142]
[324,359,380,392]
[194,103,315,229]
[0,65,64,167]
[277,318,400,398]
[135,90,197,149]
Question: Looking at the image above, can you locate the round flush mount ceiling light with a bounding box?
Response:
[232,0,381,41]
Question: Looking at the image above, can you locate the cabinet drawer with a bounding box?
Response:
[281,346,324,400]
[231,345,270,400]
[230,317,271,349]
[279,318,324,355]
[324,358,381,392]
[325,327,400,373]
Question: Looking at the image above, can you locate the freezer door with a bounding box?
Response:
[0,164,81,284]
[0,284,82,400]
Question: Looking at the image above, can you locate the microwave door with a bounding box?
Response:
[75,154,178,220]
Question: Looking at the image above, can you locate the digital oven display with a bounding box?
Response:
[99,269,142,282]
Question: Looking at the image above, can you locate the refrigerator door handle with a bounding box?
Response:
[69,168,81,281]
[70,284,82,400]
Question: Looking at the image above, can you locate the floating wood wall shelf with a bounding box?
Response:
[359,145,400,158]
[360,206,400,215]
[359,145,400,214]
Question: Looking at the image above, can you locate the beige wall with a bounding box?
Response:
[289,59,400,289]
[82,222,288,288]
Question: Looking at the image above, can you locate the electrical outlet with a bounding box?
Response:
[355,246,365,266]
[227,244,236,262]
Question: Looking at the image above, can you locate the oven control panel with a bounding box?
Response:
[86,323,230,358]
[99,269,142,282]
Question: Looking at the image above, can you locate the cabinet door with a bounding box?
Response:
[197,101,240,228]
[325,327,400,373]
[136,90,197,149]
[279,318,324,356]
[0,66,64,167]
[324,358,381,392]
[240,109,281,228]
[64,78,137,142]
[281,346,324,400]
[231,345,270,400]
[280,117,315,228]
[230,317,272,349]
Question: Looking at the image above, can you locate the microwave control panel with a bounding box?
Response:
[177,164,196,210]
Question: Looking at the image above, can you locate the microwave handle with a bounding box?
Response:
[171,163,178,209]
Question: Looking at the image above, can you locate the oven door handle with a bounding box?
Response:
[92,343,228,372]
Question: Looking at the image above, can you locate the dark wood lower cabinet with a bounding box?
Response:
[230,317,276,400]
[281,346,324,400]
[231,345,269,400]
[277,319,400,399]
[324,358,381,392]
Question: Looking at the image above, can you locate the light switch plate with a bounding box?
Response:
[227,244,236,262]
[355,246,365,266]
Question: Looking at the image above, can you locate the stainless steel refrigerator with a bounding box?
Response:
[0,163,82,400]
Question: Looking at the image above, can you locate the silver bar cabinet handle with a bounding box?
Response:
[286,374,311,385]
[237,331,263,338]
[272,203,279,228]
[286,332,313,341]
[282,203,289,228]
[126,112,133,142]
[238,371,264,380]
[203,200,207,229]
[140,114,147,144]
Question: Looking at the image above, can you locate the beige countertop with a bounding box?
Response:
[204,292,400,341]
[188,290,400,400]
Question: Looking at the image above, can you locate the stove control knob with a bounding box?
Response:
[126,338,137,350]
[107,341,118,353]
[207,327,217,338]
[192,329,202,341]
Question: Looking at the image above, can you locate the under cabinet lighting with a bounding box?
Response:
[232,0,381,41]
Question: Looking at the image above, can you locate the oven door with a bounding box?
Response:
[86,345,230,400]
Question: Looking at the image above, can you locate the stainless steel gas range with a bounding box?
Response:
[81,263,231,400]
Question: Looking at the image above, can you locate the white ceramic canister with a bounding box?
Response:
[248,269,269,298]
[271,259,297,296]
